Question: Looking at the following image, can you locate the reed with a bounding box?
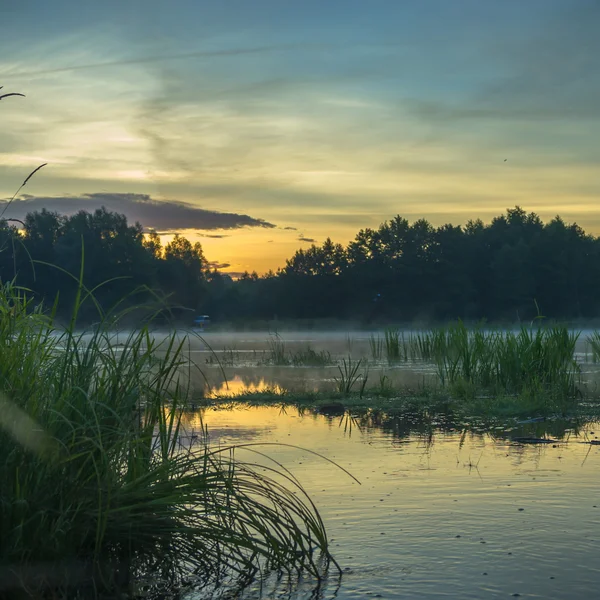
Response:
[335,357,368,395]
[587,331,600,362]
[266,333,289,365]
[384,328,401,362]
[291,345,332,367]
[368,334,384,361]
[411,321,580,400]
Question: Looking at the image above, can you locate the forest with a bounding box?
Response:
[1,205,599,325]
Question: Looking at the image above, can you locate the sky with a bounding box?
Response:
[2,0,600,275]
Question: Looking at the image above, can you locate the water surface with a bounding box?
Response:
[184,406,600,599]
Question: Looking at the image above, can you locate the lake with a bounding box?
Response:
[168,328,600,396]
[183,404,600,599]
[100,328,600,597]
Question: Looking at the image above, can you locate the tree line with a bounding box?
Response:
[1,205,599,325]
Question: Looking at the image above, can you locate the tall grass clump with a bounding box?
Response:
[413,321,580,402]
[384,328,402,362]
[335,357,368,396]
[0,283,334,599]
[369,334,384,361]
[265,333,289,365]
[410,331,434,361]
[587,331,600,362]
[291,345,332,367]
[371,330,411,363]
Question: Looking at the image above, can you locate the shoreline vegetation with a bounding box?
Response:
[198,321,600,421]
[0,283,337,600]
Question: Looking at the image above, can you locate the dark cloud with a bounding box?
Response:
[199,233,231,238]
[208,261,231,270]
[3,192,275,231]
[298,235,316,243]
[282,226,298,230]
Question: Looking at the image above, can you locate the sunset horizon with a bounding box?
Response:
[3,0,600,275]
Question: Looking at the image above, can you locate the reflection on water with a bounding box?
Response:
[209,374,286,396]
[196,365,438,399]
[182,406,600,599]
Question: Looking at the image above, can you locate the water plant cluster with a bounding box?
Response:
[262,334,333,366]
[586,331,600,363]
[0,284,333,599]
[417,322,580,398]
[215,322,590,416]
[369,322,580,398]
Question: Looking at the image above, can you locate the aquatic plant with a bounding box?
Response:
[384,328,402,362]
[291,345,332,367]
[265,333,290,365]
[369,334,384,361]
[221,344,240,366]
[335,357,368,395]
[371,330,412,363]
[587,331,600,363]
[410,331,435,361]
[376,373,395,397]
[0,283,334,598]
[411,321,580,401]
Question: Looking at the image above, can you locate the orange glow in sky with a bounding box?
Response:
[2,1,600,274]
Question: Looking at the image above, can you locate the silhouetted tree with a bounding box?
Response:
[1,204,599,325]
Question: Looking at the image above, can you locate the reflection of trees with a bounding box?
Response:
[346,407,459,442]
[315,407,591,449]
[488,418,584,443]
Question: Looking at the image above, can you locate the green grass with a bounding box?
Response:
[370,329,410,363]
[368,334,384,361]
[264,333,289,365]
[263,337,332,367]
[205,321,590,420]
[408,321,580,404]
[206,381,598,422]
[384,328,402,362]
[334,357,368,395]
[291,346,332,367]
[587,331,600,362]
[0,283,334,599]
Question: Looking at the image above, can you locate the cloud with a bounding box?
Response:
[199,233,231,238]
[5,44,312,80]
[298,235,316,243]
[3,192,276,231]
[282,226,298,230]
[208,261,231,270]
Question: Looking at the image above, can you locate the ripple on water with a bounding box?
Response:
[182,406,600,599]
